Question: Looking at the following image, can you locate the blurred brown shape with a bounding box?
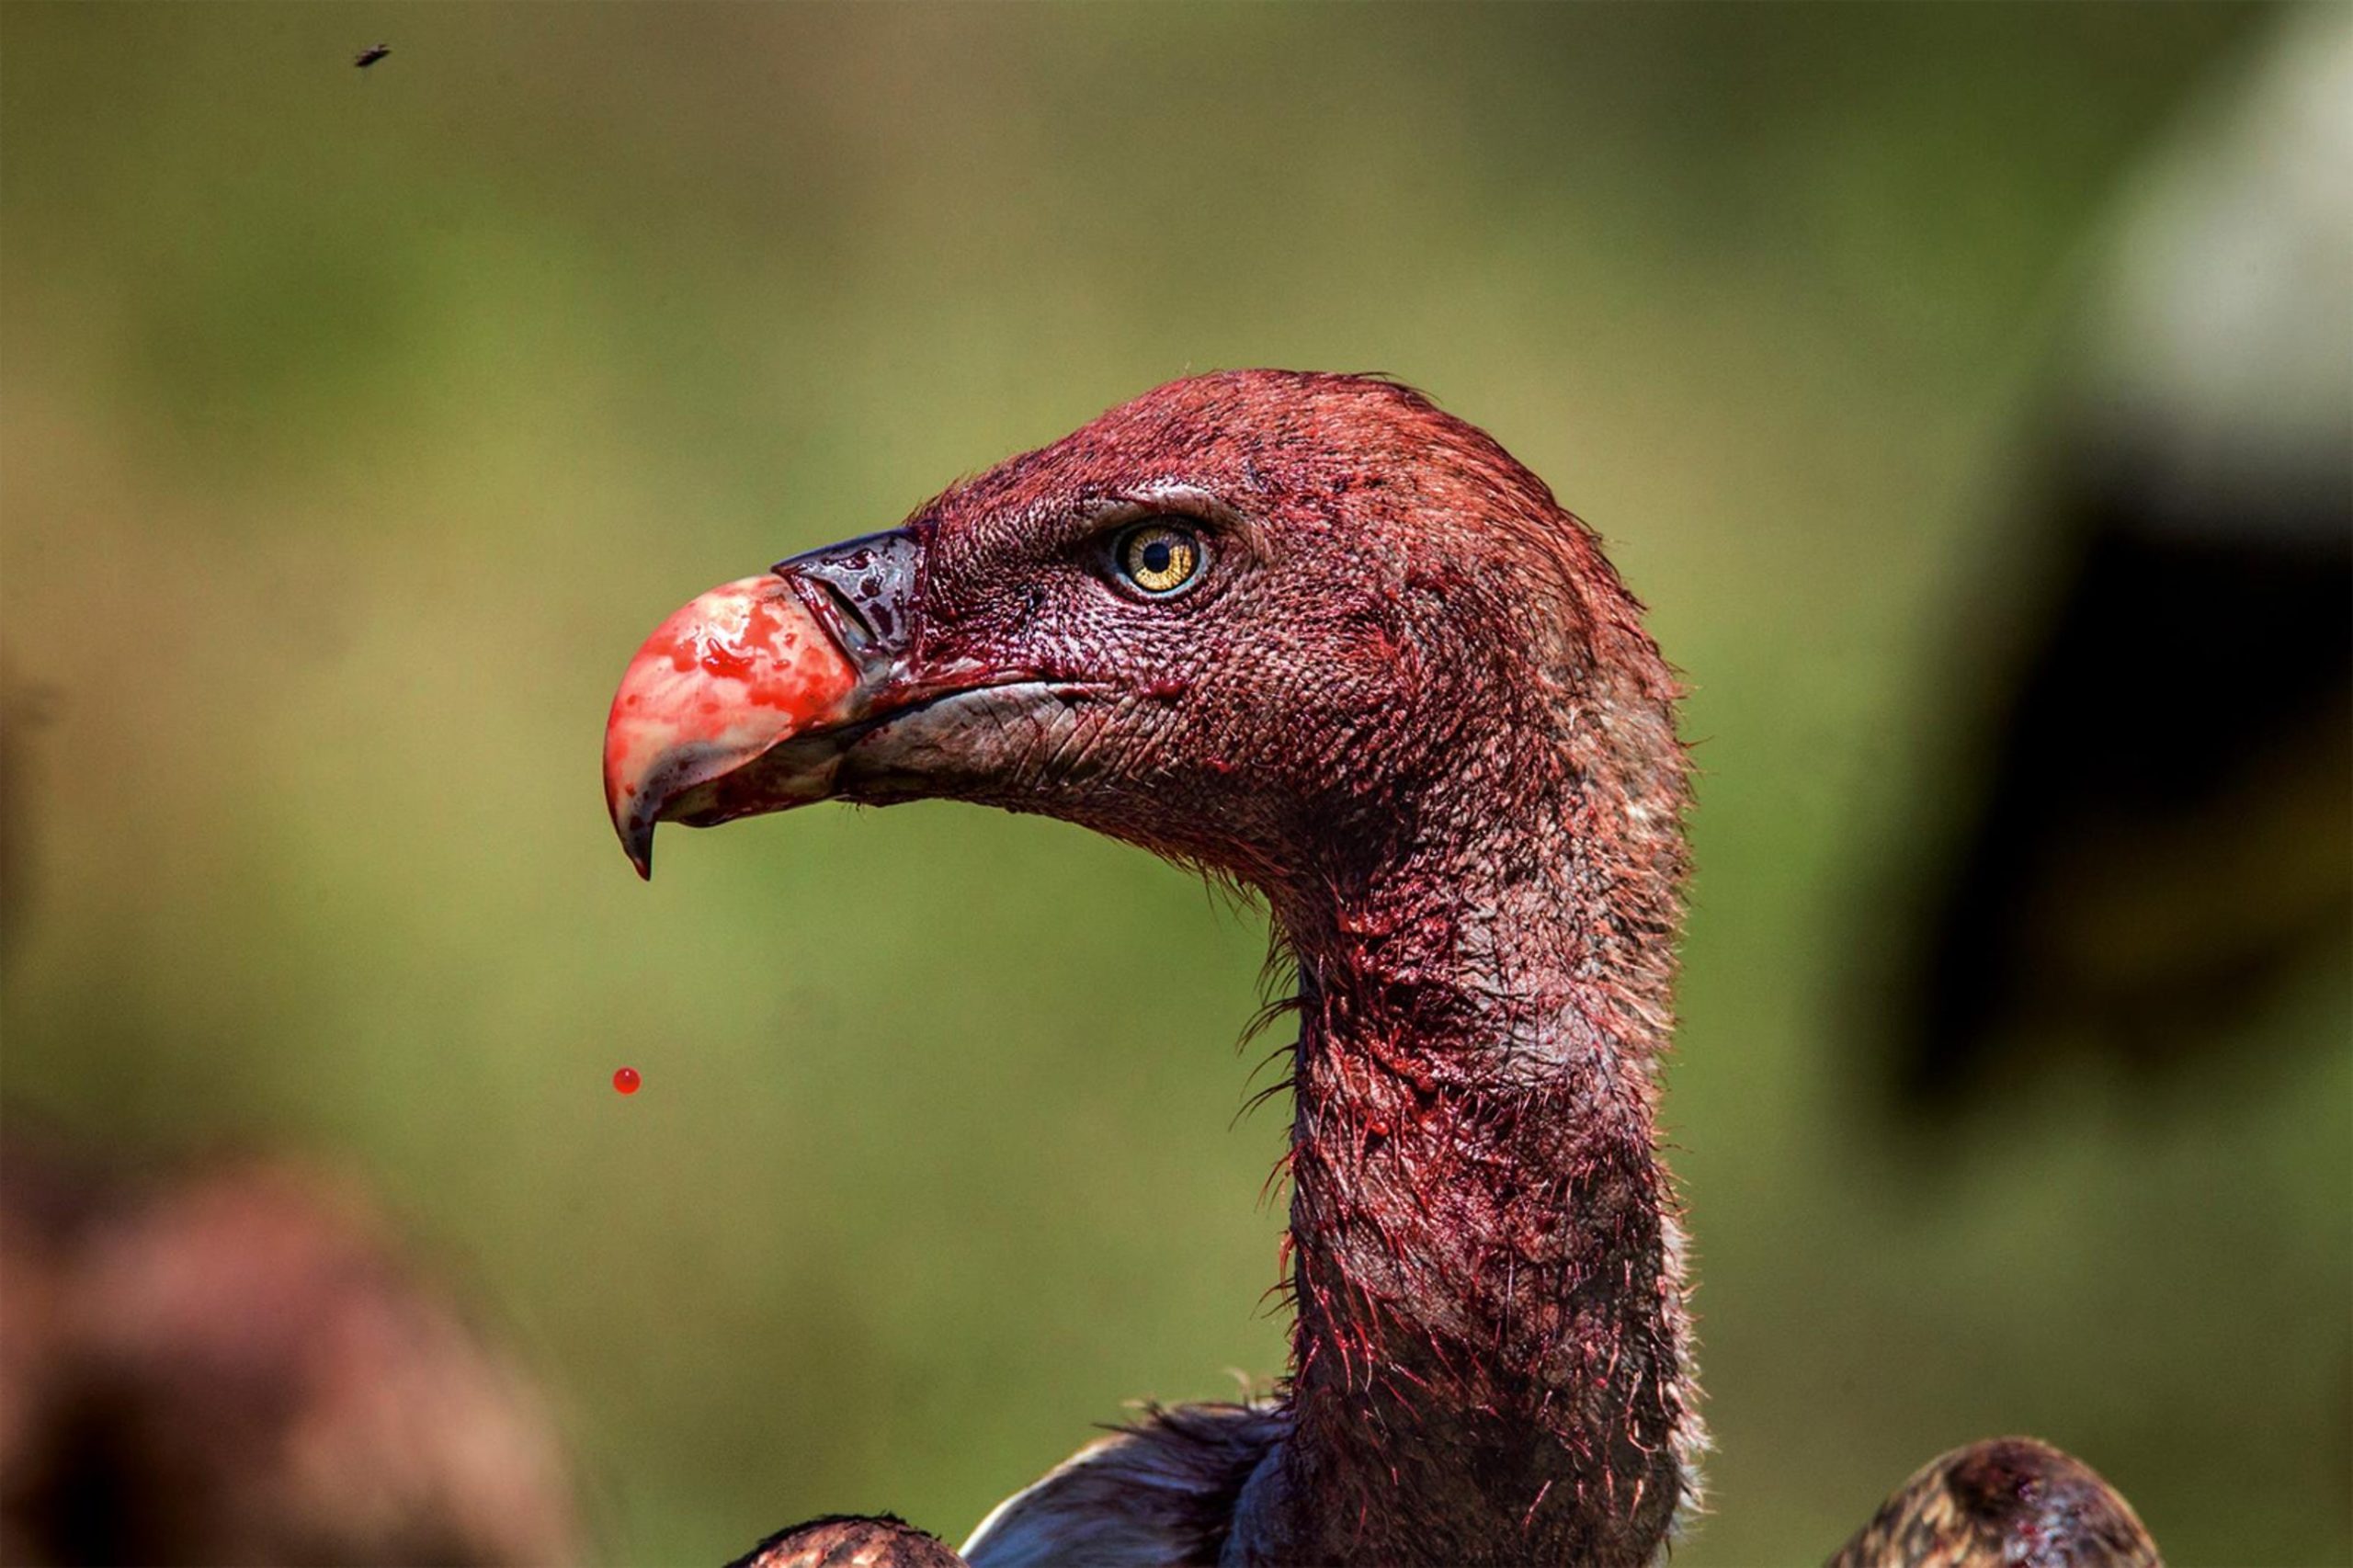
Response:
[1829,1437,2161,1568]
[726,1516,964,1568]
[1886,6,2353,1114]
[0,1141,578,1566]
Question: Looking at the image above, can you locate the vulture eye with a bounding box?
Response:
[1115,522,1206,598]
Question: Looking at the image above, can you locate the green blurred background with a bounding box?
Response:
[4,5,2346,1564]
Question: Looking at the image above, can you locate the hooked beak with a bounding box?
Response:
[601,528,932,878]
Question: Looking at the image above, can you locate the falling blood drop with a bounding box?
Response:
[612,1066,642,1096]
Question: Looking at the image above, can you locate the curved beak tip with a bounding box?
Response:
[599,574,864,881]
[603,769,657,879]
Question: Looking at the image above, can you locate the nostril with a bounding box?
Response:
[817,580,875,651]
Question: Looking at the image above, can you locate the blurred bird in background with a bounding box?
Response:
[0,694,580,1567]
[0,1142,579,1567]
[1879,5,2352,1116]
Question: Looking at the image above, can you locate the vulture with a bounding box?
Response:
[0,1139,578,1566]
[1881,5,2351,1114]
[603,371,2161,1567]
[0,687,578,1564]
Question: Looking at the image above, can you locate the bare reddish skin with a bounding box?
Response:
[696,374,1699,1564]
[611,1067,641,1096]
[680,374,2147,1568]
[601,576,858,874]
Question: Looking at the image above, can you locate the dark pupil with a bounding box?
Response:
[1141,539,1174,576]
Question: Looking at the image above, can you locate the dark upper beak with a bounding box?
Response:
[774,528,926,680]
[601,528,929,877]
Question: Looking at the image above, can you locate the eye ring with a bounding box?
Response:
[1113,520,1208,598]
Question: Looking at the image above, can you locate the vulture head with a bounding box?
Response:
[606,369,1679,945]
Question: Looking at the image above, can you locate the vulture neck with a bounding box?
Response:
[1266,711,1694,1566]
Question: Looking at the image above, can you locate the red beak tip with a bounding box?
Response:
[601,570,865,881]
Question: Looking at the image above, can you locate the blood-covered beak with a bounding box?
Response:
[601,528,926,878]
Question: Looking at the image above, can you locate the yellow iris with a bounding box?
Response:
[1121,524,1202,596]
